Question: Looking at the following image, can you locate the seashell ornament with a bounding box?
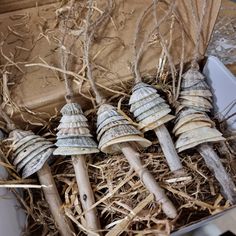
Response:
[96,103,177,218]
[82,4,177,219]
[173,67,236,204]
[96,103,151,153]
[9,129,54,178]
[174,69,224,152]
[54,103,99,156]
[129,83,174,131]
[129,82,183,173]
[54,102,100,233]
[8,129,74,235]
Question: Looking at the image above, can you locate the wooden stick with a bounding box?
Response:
[37,163,75,236]
[154,124,183,174]
[72,156,101,235]
[118,142,177,219]
[198,143,236,204]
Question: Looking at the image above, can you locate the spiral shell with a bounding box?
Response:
[129,82,173,131]
[54,103,99,156]
[173,68,225,152]
[9,129,54,178]
[96,104,151,153]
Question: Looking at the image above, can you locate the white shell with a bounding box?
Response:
[180,90,212,97]
[182,68,205,81]
[57,133,93,138]
[97,104,115,114]
[130,94,162,112]
[136,104,169,121]
[10,129,55,178]
[181,77,204,89]
[133,99,165,118]
[173,113,210,132]
[11,135,40,151]
[179,99,212,110]
[129,82,173,130]
[97,116,126,132]
[98,125,141,148]
[97,109,119,127]
[13,141,52,165]
[132,82,153,92]
[14,137,45,157]
[54,147,99,156]
[175,127,225,151]
[55,102,99,155]
[180,96,212,107]
[57,121,89,129]
[57,127,91,136]
[100,135,151,154]
[174,108,204,123]
[182,80,209,91]
[174,68,223,150]
[60,114,88,123]
[174,121,213,135]
[96,103,151,153]
[177,136,225,153]
[129,85,157,105]
[9,129,34,141]
[56,136,97,148]
[141,114,175,132]
[61,103,82,115]
[16,144,54,172]
[181,68,205,88]
[138,108,171,129]
[22,148,54,179]
[97,120,130,140]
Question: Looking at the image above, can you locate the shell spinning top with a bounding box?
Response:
[129,82,175,132]
[9,129,54,178]
[96,104,151,153]
[54,103,99,156]
[174,68,225,152]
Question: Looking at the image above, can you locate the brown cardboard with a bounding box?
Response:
[0,0,221,127]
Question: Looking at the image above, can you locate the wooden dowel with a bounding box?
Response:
[198,143,236,204]
[118,143,177,219]
[154,124,183,174]
[72,156,101,235]
[37,163,75,236]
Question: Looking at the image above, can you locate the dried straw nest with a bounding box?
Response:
[0,94,235,235]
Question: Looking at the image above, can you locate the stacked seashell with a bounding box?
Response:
[9,129,54,178]
[96,104,151,153]
[129,82,175,132]
[174,68,225,152]
[54,103,99,156]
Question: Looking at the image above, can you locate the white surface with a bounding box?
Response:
[0,166,26,236]
[203,56,236,131]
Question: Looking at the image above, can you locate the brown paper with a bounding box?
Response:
[0,0,221,127]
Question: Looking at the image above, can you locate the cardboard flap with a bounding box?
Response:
[0,0,221,127]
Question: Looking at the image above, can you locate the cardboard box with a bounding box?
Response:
[0,0,221,127]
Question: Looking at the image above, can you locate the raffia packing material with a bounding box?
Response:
[0,0,221,127]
